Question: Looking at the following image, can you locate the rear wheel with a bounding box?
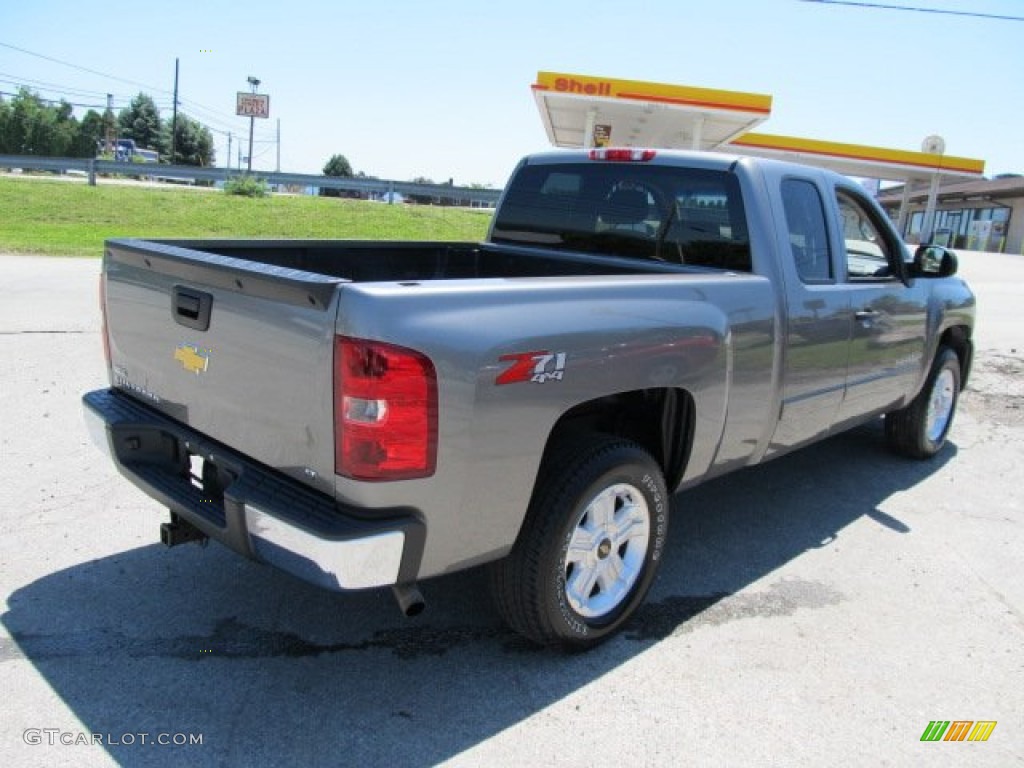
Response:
[885,347,962,458]
[489,436,669,649]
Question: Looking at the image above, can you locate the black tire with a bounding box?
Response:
[489,436,669,649]
[885,346,962,459]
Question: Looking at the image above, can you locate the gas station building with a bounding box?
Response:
[876,175,1024,254]
[531,71,1023,255]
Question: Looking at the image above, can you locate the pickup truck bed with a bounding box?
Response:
[117,237,712,280]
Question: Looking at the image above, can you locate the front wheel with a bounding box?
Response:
[489,436,669,649]
[885,346,962,458]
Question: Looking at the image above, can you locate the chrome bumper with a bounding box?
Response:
[83,389,424,591]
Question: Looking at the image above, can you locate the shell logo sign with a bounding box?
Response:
[533,71,773,115]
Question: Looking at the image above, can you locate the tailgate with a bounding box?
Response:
[102,239,343,495]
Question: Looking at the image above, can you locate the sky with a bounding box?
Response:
[1,0,1022,187]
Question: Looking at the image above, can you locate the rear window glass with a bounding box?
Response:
[492,162,751,272]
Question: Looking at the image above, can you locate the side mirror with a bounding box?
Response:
[912,244,958,278]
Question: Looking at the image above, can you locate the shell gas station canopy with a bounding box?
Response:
[532,71,985,184]
[533,71,773,154]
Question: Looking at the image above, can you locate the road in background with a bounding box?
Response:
[0,251,1021,767]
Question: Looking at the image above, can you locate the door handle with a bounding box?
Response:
[173,286,213,331]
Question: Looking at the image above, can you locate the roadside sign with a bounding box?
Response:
[236,93,270,119]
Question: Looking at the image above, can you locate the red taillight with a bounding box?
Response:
[334,336,438,481]
[589,148,657,162]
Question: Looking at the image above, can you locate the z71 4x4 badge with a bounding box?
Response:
[496,351,567,385]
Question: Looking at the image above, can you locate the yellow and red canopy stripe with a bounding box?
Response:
[534,71,772,116]
[733,132,984,175]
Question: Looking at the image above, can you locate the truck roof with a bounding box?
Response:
[519,147,850,184]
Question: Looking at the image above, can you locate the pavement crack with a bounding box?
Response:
[1,617,522,662]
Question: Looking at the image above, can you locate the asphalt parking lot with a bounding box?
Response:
[1,251,1021,767]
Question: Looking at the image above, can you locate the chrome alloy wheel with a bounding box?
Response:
[926,368,956,443]
[564,482,651,619]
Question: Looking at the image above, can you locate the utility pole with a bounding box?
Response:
[247,115,254,173]
[227,132,233,171]
[246,76,260,174]
[276,118,281,173]
[171,58,179,162]
[104,94,116,154]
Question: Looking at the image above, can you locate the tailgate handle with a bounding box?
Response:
[172,286,212,331]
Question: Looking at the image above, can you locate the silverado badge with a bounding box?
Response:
[175,343,211,375]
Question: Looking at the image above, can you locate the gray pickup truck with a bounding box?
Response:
[83,148,974,648]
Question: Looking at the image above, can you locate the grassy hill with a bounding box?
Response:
[0,176,493,257]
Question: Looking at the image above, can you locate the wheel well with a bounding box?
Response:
[544,388,695,489]
[940,325,973,389]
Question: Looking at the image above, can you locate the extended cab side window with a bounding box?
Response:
[836,189,898,280]
[781,178,832,283]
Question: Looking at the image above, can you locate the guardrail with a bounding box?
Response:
[0,154,502,206]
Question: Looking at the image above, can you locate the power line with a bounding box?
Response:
[0,42,259,135]
[0,41,280,147]
[798,0,1024,21]
[0,40,281,133]
[0,74,274,141]
[0,89,109,111]
[0,84,273,141]
[0,72,114,100]
[176,98,257,135]
[0,40,175,95]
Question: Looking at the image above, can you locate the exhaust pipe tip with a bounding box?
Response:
[392,583,426,618]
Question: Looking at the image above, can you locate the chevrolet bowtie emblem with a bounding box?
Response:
[175,343,211,375]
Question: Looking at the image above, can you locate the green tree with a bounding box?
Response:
[71,109,105,157]
[0,89,48,154]
[51,100,80,157]
[163,113,215,166]
[321,153,355,198]
[117,93,163,152]
[0,88,80,156]
[323,154,353,177]
[0,96,11,154]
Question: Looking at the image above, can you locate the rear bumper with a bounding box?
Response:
[82,388,424,591]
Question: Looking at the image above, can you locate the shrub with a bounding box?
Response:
[224,174,269,198]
